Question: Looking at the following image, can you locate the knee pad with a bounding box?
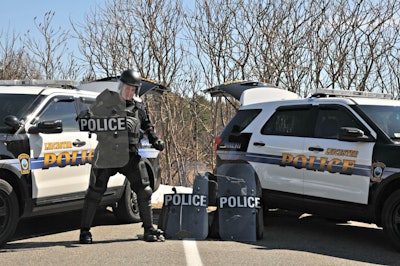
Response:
[138,160,150,187]
[138,186,153,200]
[144,185,153,198]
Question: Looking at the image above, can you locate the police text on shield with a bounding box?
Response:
[219,196,261,209]
[79,117,127,132]
[164,193,208,207]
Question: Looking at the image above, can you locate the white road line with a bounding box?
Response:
[183,239,203,266]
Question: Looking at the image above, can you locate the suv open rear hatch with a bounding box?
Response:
[204,80,299,106]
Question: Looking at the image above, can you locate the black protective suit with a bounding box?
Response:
[80,91,163,242]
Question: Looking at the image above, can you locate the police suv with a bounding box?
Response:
[207,81,400,251]
[0,79,167,246]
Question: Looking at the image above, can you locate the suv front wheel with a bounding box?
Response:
[0,179,19,247]
[382,190,400,251]
[113,182,141,223]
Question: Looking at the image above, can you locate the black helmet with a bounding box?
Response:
[120,69,142,87]
[118,69,142,101]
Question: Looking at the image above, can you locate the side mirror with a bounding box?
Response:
[338,127,373,142]
[28,120,63,134]
[4,115,21,130]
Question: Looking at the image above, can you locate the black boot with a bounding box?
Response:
[79,197,99,244]
[79,230,93,244]
[144,227,165,242]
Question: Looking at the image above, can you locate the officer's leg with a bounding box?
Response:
[128,158,153,230]
[80,167,112,244]
[123,155,164,241]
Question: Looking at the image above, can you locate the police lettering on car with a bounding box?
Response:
[280,152,356,174]
[43,149,94,169]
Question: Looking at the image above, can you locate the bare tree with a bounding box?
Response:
[23,11,77,79]
[72,0,400,184]
[183,0,247,170]
[0,28,41,79]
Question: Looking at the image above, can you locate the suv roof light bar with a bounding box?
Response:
[311,88,393,99]
[0,79,78,88]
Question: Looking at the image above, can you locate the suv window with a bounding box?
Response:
[261,106,312,137]
[359,105,400,139]
[0,94,44,132]
[314,105,363,139]
[77,96,95,112]
[35,98,79,132]
[220,109,261,136]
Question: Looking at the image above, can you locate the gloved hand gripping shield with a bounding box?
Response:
[78,89,129,168]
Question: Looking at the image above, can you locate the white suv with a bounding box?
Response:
[207,81,400,251]
[0,79,167,246]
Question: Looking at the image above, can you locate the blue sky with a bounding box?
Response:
[0,0,105,35]
[0,0,192,60]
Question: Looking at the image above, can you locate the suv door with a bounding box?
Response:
[247,105,314,194]
[303,104,375,204]
[28,95,97,205]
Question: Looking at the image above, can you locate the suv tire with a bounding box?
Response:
[382,190,400,251]
[0,179,19,247]
[113,182,141,223]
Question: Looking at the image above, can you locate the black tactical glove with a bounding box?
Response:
[153,139,165,151]
[148,131,158,143]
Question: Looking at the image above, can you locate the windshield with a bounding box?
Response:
[0,94,44,133]
[358,105,400,139]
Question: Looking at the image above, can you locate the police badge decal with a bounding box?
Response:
[18,153,30,174]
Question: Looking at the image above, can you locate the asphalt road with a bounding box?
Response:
[1,208,400,265]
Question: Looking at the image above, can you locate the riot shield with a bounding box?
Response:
[216,163,263,241]
[77,89,129,168]
[158,163,209,240]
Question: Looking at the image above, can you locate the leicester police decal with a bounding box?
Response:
[280,153,356,174]
[18,153,30,174]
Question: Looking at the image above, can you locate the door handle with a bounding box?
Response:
[253,142,266,146]
[308,146,324,152]
[73,140,86,147]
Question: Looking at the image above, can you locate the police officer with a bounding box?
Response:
[79,69,165,244]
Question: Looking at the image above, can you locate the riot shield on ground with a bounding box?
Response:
[77,89,129,168]
[216,163,263,241]
[158,163,209,240]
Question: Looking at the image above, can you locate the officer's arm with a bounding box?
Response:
[140,106,164,151]
[142,117,158,144]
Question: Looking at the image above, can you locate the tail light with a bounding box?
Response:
[214,137,223,152]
